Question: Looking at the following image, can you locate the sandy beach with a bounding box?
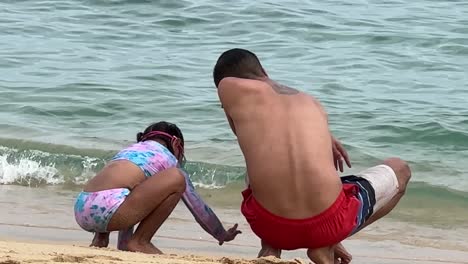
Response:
[2,235,468,264]
[2,0,468,262]
[1,186,468,264]
[1,240,299,264]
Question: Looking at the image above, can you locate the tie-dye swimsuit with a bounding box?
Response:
[74,140,226,242]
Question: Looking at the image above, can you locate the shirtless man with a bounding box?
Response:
[213,48,411,264]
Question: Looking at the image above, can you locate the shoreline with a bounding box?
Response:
[2,136,468,194]
[1,183,468,229]
[1,185,468,263]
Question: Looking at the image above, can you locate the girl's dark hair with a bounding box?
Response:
[136,121,184,155]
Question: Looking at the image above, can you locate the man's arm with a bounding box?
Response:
[218,78,238,135]
[315,99,352,171]
[226,113,236,135]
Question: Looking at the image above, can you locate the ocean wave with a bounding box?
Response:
[2,137,468,217]
[368,121,468,148]
[0,138,244,188]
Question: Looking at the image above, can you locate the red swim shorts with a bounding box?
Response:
[241,185,358,250]
[241,165,399,250]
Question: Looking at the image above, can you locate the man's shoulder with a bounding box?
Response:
[219,77,267,90]
[218,78,269,99]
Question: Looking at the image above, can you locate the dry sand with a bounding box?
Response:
[3,239,468,264]
[0,240,307,264]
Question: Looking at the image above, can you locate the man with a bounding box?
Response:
[213,48,411,264]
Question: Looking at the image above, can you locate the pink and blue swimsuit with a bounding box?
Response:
[74,140,226,242]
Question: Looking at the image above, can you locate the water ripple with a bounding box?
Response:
[0,0,467,190]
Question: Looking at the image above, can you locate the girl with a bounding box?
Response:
[74,121,240,254]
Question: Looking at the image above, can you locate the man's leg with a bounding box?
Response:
[307,246,335,264]
[359,157,411,228]
[329,157,411,263]
[242,178,282,259]
[334,243,352,264]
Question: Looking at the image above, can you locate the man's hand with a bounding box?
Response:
[332,136,351,172]
[219,224,242,245]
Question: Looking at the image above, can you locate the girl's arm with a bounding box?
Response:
[179,169,239,244]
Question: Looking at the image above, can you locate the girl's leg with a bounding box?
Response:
[91,232,110,247]
[107,168,186,254]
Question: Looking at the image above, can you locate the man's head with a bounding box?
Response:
[213,48,267,87]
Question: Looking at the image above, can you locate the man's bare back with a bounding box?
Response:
[218,77,342,218]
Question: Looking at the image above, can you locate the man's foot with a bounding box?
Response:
[90,232,109,248]
[257,247,281,258]
[127,239,163,254]
[257,240,281,258]
[307,246,334,264]
[334,243,352,264]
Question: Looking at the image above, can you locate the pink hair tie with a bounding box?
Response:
[141,131,175,142]
[140,131,185,158]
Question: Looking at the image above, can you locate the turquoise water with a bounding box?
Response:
[1,0,468,199]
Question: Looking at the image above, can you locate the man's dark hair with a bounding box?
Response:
[213,48,266,87]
